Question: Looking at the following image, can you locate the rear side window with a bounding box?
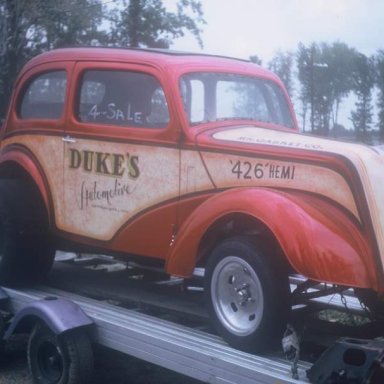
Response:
[77,70,170,128]
[19,71,67,119]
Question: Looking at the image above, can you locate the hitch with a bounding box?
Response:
[307,338,384,383]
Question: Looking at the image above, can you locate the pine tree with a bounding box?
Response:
[350,54,374,143]
[268,50,294,98]
[375,51,384,142]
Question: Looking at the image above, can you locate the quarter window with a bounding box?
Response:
[19,71,67,119]
[77,70,170,128]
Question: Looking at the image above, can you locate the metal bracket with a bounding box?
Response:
[307,337,384,383]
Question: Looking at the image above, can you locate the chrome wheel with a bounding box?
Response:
[210,256,264,336]
[205,237,289,352]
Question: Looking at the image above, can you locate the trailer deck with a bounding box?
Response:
[3,284,311,384]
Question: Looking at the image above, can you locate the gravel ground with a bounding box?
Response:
[0,335,202,384]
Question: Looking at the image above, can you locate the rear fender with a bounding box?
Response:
[166,188,376,289]
[0,147,50,215]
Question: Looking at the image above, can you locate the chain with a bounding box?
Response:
[359,296,374,321]
[340,291,357,326]
[340,291,347,308]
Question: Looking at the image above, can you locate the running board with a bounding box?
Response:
[2,285,310,384]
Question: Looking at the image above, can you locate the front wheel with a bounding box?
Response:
[28,324,94,384]
[205,237,289,352]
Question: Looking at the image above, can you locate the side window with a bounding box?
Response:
[19,71,67,119]
[77,70,170,128]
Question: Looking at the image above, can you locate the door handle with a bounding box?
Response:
[62,135,77,143]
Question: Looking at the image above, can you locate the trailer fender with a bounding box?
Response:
[4,297,93,339]
[166,188,375,289]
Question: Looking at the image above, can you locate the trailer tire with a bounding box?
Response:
[28,323,93,384]
[205,237,289,353]
[0,180,54,285]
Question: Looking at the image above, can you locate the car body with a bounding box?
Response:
[1,47,383,351]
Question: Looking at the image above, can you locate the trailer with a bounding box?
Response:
[1,258,383,384]
[0,258,314,384]
[0,284,313,384]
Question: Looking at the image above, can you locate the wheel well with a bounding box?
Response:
[0,160,31,179]
[196,213,291,272]
[0,161,50,228]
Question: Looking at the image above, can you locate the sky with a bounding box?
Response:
[169,0,384,63]
[166,0,384,129]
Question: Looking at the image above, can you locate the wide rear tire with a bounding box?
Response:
[0,180,54,285]
[205,237,290,353]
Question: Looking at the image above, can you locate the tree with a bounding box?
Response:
[350,54,375,142]
[375,50,384,142]
[31,0,105,51]
[325,42,356,129]
[112,0,205,48]
[249,55,262,66]
[0,0,106,119]
[0,0,34,117]
[296,43,331,134]
[296,43,311,131]
[296,42,356,136]
[268,50,294,97]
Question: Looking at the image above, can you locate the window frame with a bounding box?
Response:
[75,69,170,129]
[6,62,74,135]
[66,62,178,144]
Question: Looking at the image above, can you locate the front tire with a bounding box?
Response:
[28,324,94,384]
[205,237,289,352]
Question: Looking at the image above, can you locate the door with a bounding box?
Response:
[62,61,180,259]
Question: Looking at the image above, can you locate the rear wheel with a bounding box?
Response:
[205,237,289,352]
[0,180,54,285]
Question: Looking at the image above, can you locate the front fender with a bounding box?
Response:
[166,188,377,289]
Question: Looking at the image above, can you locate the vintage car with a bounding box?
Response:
[0,48,383,352]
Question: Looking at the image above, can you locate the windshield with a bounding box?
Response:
[180,72,294,129]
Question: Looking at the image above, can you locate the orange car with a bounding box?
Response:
[0,48,383,352]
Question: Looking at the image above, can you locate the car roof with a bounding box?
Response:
[20,47,279,81]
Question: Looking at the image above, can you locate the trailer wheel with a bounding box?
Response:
[28,324,93,384]
[205,237,289,352]
[0,180,54,285]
